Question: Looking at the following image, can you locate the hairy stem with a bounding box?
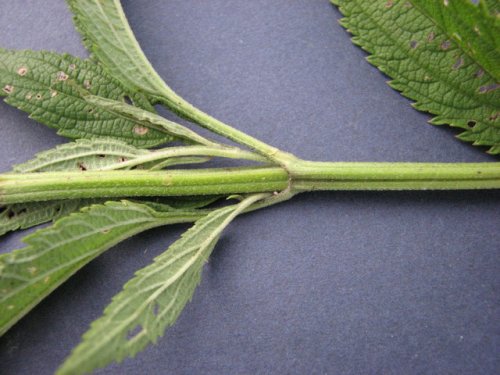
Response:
[100,145,269,170]
[154,94,297,164]
[1,162,499,204]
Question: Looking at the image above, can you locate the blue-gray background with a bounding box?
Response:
[0,1,499,374]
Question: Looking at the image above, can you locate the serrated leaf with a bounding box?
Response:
[0,200,207,336]
[0,49,174,148]
[0,200,96,236]
[66,0,175,99]
[332,0,500,154]
[57,194,266,375]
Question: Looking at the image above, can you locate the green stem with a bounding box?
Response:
[102,145,269,170]
[154,93,297,164]
[290,161,500,191]
[1,162,499,205]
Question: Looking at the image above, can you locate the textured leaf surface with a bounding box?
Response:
[332,0,500,153]
[84,95,216,146]
[0,200,96,236]
[13,139,149,173]
[0,201,207,336]
[66,0,174,98]
[57,194,265,375]
[0,49,173,147]
[410,0,500,81]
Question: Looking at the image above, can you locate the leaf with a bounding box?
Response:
[84,95,217,146]
[13,138,149,173]
[0,200,207,336]
[0,49,174,148]
[332,0,500,154]
[483,0,499,15]
[66,0,175,99]
[56,194,267,375]
[0,200,96,236]
[410,0,500,81]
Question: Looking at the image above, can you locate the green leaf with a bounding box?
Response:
[13,138,149,173]
[332,0,500,154]
[0,200,207,336]
[2,139,215,236]
[0,49,174,148]
[57,194,267,375]
[66,0,175,99]
[410,0,500,82]
[84,95,217,146]
[0,200,96,236]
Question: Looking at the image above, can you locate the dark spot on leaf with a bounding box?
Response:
[467,120,476,128]
[0,206,6,214]
[87,108,94,113]
[7,210,15,219]
[18,208,27,215]
[153,304,160,316]
[101,228,110,234]
[440,40,451,50]
[98,154,106,158]
[474,69,484,78]
[452,57,464,70]
[410,40,418,49]
[55,207,61,213]
[118,157,128,163]
[123,95,133,105]
[36,93,43,100]
[127,325,142,341]
[3,85,14,94]
[478,84,500,94]
[77,162,88,171]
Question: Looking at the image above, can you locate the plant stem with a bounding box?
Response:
[290,161,500,191]
[1,162,498,205]
[155,93,297,164]
[102,145,269,170]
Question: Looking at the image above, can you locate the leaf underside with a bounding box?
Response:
[332,0,500,154]
[0,200,206,337]
[66,0,173,98]
[0,49,174,148]
[13,138,149,173]
[56,196,260,375]
[0,199,98,237]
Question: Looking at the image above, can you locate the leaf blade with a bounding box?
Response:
[66,0,174,98]
[332,0,500,153]
[0,200,207,336]
[56,194,267,375]
[0,200,96,236]
[0,49,174,147]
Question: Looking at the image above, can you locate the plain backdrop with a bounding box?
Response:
[0,1,499,374]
